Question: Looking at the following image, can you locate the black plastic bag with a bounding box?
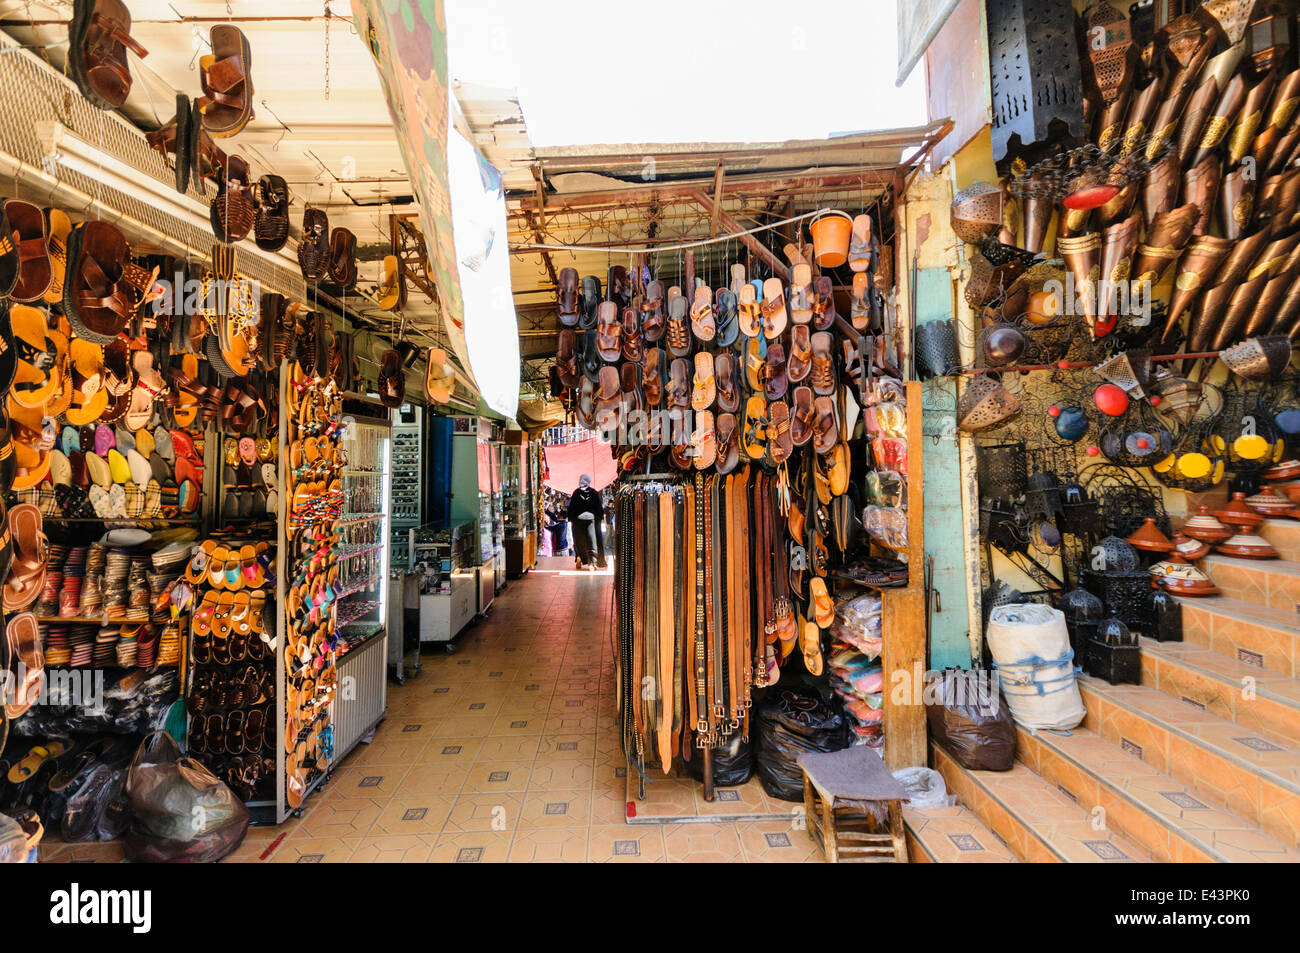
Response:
[123,731,249,863]
[925,669,1016,771]
[686,734,754,787]
[754,686,849,801]
[61,765,120,842]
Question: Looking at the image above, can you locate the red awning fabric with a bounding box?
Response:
[543,438,617,494]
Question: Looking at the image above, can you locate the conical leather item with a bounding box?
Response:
[1214,229,1270,288]
[1146,47,1215,160]
[1177,46,1245,167]
[1059,207,1091,238]
[1097,179,1139,228]
[1143,155,1181,221]
[1247,233,1300,283]
[1095,88,1132,154]
[1164,236,1233,341]
[1228,73,1277,165]
[1213,274,1269,350]
[1182,154,1222,235]
[1251,69,1300,170]
[1132,204,1199,286]
[1119,77,1164,158]
[1275,272,1300,339]
[1191,72,1246,168]
[1057,232,1101,332]
[1098,213,1142,331]
[1217,163,1256,240]
[1266,122,1300,177]
[1187,279,1235,351]
[1247,268,1299,338]
[1253,167,1300,236]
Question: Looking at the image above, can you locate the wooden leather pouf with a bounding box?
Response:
[798,747,909,863]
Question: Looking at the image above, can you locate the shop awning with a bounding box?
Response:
[352,0,520,420]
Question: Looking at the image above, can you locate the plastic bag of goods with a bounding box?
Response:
[754,686,849,801]
[123,731,249,863]
[686,733,754,787]
[892,767,953,808]
[925,668,1017,770]
[830,593,883,659]
[984,603,1085,731]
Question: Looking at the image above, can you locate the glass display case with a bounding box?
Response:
[335,415,391,654]
[502,431,537,576]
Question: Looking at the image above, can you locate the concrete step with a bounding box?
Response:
[1202,554,1300,616]
[1078,676,1300,847]
[903,804,1018,863]
[1258,519,1300,562]
[1175,594,1300,677]
[1017,724,1300,863]
[1139,636,1300,747]
[932,745,1151,862]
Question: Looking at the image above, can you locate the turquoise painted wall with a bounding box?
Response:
[916,266,974,670]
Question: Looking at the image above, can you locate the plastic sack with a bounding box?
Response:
[123,731,249,863]
[985,603,1085,731]
[892,766,953,808]
[862,505,908,552]
[686,734,754,787]
[61,765,122,843]
[926,669,1016,771]
[0,814,32,863]
[831,592,883,658]
[754,685,849,801]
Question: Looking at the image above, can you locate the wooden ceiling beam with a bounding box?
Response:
[512,169,893,215]
[689,190,789,281]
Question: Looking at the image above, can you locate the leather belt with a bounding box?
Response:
[694,473,709,742]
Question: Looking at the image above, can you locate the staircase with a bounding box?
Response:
[905,512,1300,863]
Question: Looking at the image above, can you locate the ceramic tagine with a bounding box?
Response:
[1181,505,1235,543]
[1262,459,1300,482]
[1170,532,1211,562]
[1127,517,1174,553]
[1153,561,1220,595]
[1214,491,1266,529]
[1246,488,1296,518]
[1217,531,1279,560]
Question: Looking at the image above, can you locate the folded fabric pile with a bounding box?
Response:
[828,592,884,747]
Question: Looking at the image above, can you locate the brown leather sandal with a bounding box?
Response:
[67,0,148,111]
[1,200,51,303]
[788,325,812,383]
[197,24,255,137]
[715,351,740,414]
[62,221,131,345]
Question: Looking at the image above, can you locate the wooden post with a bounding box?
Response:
[690,190,791,281]
[882,379,927,770]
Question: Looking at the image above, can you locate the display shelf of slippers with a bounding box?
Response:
[173,535,277,807]
[278,368,346,820]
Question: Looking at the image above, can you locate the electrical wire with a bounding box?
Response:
[511,206,840,255]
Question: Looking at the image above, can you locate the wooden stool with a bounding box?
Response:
[799,747,909,863]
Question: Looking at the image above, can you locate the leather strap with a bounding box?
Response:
[657,491,674,773]
[693,473,708,742]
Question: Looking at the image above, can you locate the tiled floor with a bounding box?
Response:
[41,556,822,864]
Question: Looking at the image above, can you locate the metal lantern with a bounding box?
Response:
[987,0,1086,160]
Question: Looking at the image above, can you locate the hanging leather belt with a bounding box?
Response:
[657,491,674,773]
[630,491,646,763]
[684,480,699,753]
[708,474,724,740]
[695,472,711,745]
[645,488,660,766]
[672,488,685,753]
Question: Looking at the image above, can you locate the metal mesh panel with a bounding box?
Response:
[0,33,306,300]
